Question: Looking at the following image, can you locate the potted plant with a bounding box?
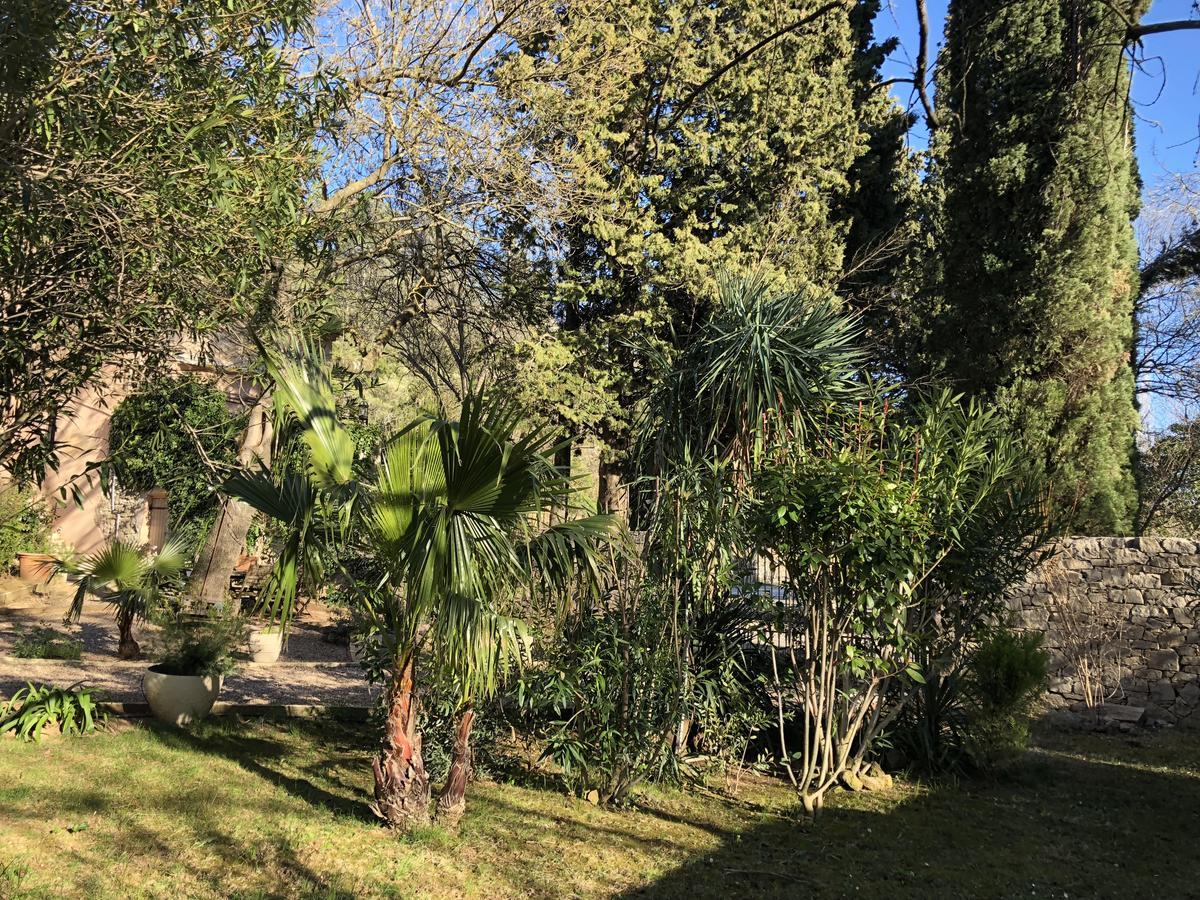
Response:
[3,485,53,579]
[245,622,283,663]
[60,538,186,660]
[142,614,244,726]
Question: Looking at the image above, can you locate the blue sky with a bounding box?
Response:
[876,0,1200,187]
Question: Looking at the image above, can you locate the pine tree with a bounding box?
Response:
[918,0,1146,534]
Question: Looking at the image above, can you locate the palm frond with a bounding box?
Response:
[263,338,357,489]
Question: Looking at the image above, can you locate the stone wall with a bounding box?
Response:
[1010,537,1200,726]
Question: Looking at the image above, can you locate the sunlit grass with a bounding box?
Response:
[0,718,1197,898]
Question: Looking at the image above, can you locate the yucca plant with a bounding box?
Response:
[224,343,624,830]
[628,275,865,762]
[60,538,187,660]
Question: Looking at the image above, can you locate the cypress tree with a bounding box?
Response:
[919,0,1146,533]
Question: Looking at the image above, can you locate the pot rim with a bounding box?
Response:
[145,664,221,679]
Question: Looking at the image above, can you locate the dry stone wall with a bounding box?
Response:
[1010,537,1200,726]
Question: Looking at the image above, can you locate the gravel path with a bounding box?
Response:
[0,658,377,706]
[1,593,377,707]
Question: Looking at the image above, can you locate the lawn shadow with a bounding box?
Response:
[616,742,1200,899]
[143,716,380,825]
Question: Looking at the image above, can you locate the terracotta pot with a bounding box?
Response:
[142,666,222,726]
[16,552,55,582]
[246,627,282,664]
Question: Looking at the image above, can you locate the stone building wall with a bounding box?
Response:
[1010,537,1200,726]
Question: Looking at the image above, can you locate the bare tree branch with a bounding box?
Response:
[913,0,940,130]
[1129,19,1200,40]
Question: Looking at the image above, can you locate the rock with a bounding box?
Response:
[1020,609,1050,630]
[585,790,600,805]
[859,764,893,791]
[1178,682,1200,706]
[1148,650,1181,672]
[841,770,864,792]
[1157,538,1198,554]
[1151,681,1176,704]
[1095,703,1145,724]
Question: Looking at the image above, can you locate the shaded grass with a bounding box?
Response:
[0,717,1197,898]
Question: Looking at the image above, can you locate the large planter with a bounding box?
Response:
[16,552,55,582]
[142,666,222,726]
[246,627,282,664]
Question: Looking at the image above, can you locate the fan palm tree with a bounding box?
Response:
[61,538,187,660]
[224,344,623,830]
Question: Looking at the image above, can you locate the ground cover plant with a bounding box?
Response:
[0,716,1197,898]
[0,682,103,741]
[10,627,82,661]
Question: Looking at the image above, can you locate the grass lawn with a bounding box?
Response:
[0,718,1197,899]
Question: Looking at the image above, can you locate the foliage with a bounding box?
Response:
[1136,421,1200,535]
[0,682,103,741]
[222,341,625,828]
[893,395,1053,775]
[605,275,865,795]
[751,389,1048,810]
[518,582,769,804]
[517,592,683,803]
[60,538,188,660]
[0,484,51,569]
[108,375,245,525]
[914,0,1145,534]
[636,275,864,473]
[156,614,246,679]
[11,626,82,661]
[961,630,1049,772]
[0,0,325,482]
[415,690,509,787]
[499,0,903,458]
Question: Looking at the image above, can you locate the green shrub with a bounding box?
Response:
[962,630,1049,771]
[12,627,83,661]
[0,682,104,740]
[416,689,509,786]
[893,628,1049,775]
[516,603,683,804]
[0,485,51,570]
[108,375,245,526]
[156,614,246,677]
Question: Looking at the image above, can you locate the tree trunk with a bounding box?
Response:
[371,654,431,830]
[435,703,475,827]
[116,608,140,660]
[186,390,274,608]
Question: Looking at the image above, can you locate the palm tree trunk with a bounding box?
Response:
[435,703,475,826]
[116,608,140,660]
[371,654,431,830]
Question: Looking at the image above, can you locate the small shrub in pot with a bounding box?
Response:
[143,614,245,726]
